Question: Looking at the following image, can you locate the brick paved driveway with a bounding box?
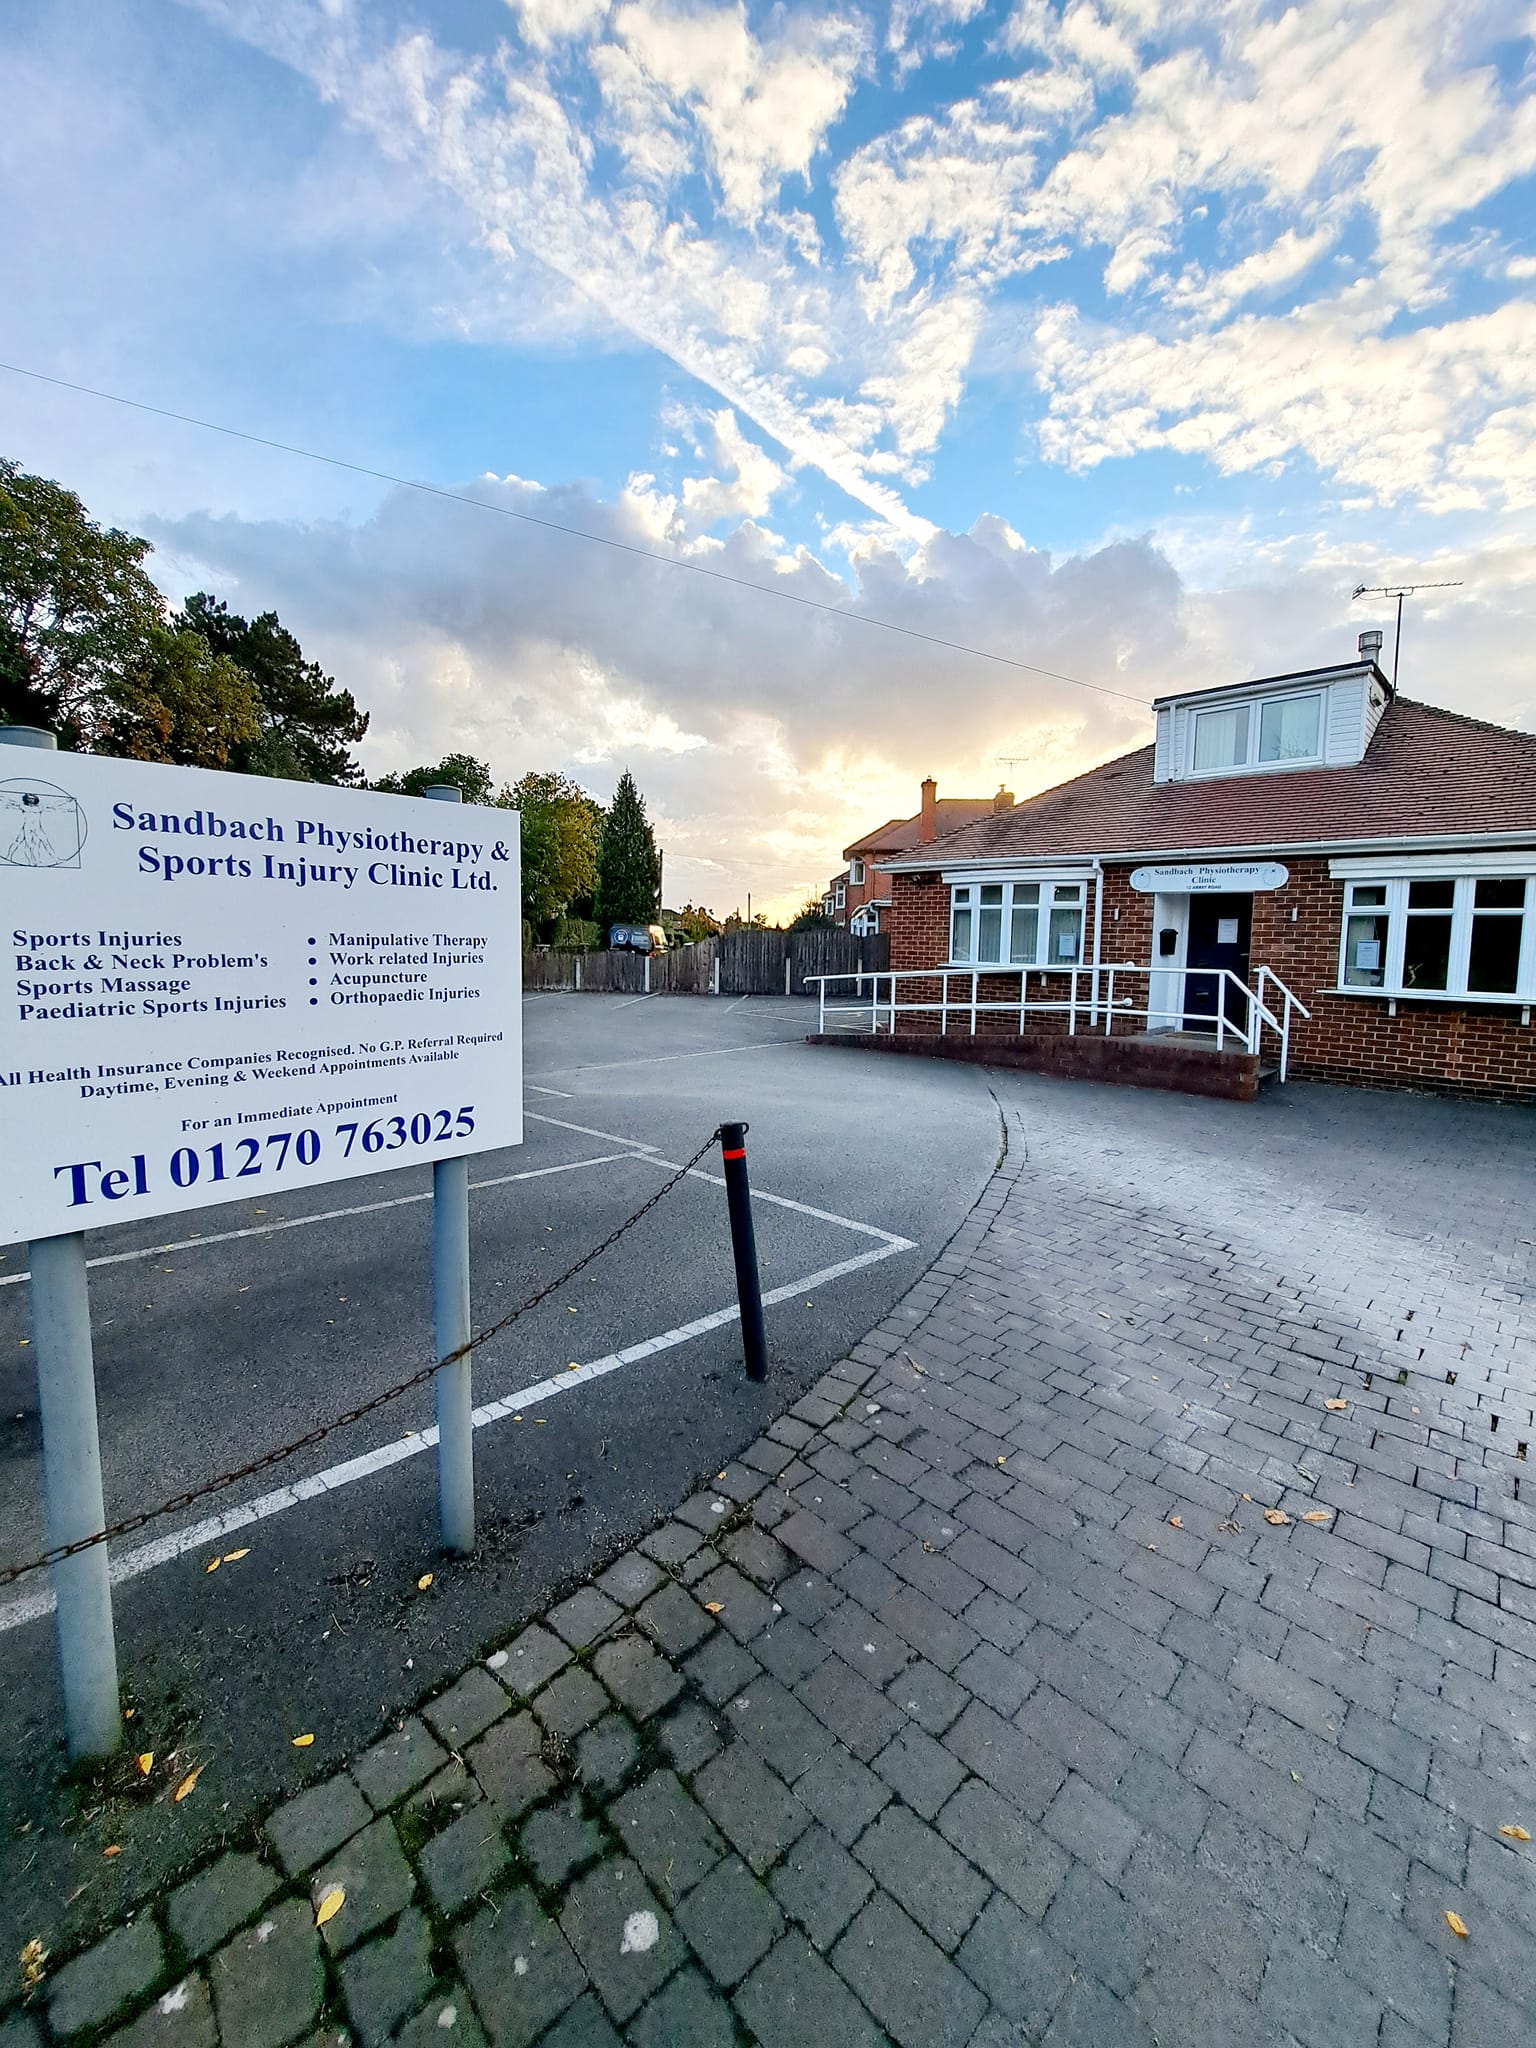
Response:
[14,1075,1536,2048]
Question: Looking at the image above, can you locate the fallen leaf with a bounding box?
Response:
[703,1602,724,1614]
[417,1573,434,1591]
[136,1753,154,1776]
[291,1734,315,1749]
[204,1556,221,1574]
[1499,1824,1531,1842]
[1325,1398,1349,1412]
[315,1888,345,1929]
[19,1937,47,1995]
[921,1540,935,1554]
[1241,1493,1252,1502]
[567,1363,581,1372]
[1301,1510,1333,1523]
[222,1548,250,1563]
[1168,1516,1183,1530]
[1263,1508,1291,1526]
[1445,1910,1469,1939]
[172,1766,203,1803]
[996,1457,1007,1467]
[102,1845,121,1859]
[123,1709,135,1721]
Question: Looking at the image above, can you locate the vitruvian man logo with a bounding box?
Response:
[0,779,87,869]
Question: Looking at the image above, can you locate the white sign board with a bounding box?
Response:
[1,752,522,1246]
[1129,861,1289,895]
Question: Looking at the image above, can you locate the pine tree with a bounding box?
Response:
[595,769,662,930]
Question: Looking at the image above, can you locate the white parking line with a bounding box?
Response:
[0,1237,912,1634]
[611,993,653,1010]
[534,1038,801,1077]
[527,1085,574,1098]
[0,1154,634,1288]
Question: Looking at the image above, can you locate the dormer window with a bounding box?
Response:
[1189,689,1323,777]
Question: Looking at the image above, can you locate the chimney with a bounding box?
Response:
[1358,628,1384,667]
[919,776,937,844]
[993,785,1014,814]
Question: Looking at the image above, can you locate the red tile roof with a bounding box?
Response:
[844,797,1000,860]
[892,699,1536,865]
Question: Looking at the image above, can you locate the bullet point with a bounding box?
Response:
[309,997,318,1005]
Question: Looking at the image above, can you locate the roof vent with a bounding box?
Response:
[1358,628,1384,665]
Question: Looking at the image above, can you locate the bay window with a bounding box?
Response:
[1338,874,1535,1000]
[950,880,1085,968]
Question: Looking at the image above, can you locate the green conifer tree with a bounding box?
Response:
[595,769,662,930]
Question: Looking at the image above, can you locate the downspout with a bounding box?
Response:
[1091,860,1104,1028]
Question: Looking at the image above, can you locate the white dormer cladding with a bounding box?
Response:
[1153,661,1390,786]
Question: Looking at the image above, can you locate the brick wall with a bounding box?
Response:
[889,859,1536,1102]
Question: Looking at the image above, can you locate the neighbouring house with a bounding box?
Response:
[830,638,1536,1103]
[823,779,1013,933]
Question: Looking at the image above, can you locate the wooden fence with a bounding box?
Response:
[523,927,889,997]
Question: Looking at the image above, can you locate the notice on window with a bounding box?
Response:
[1056,930,1076,958]
[1216,918,1240,946]
[1354,939,1381,970]
[0,751,522,1245]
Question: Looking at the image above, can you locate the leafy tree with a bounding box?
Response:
[372,752,495,805]
[723,908,772,931]
[595,769,662,931]
[673,902,722,942]
[0,456,165,744]
[103,624,262,768]
[181,593,368,784]
[790,896,836,930]
[513,770,603,932]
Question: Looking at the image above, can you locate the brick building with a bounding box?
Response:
[823,779,1012,933]
[868,643,1536,1102]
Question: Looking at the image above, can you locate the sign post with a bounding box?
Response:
[1,740,521,1746]
[426,783,474,1555]
[1,726,121,1760]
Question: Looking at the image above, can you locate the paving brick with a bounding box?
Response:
[795,1746,891,1846]
[100,1975,215,2048]
[423,1667,512,1750]
[1183,1726,1314,1850]
[391,1986,487,2048]
[656,1699,724,1775]
[1041,1772,1141,1880]
[590,1634,682,1721]
[872,1723,966,1818]
[337,1907,434,2047]
[532,1666,609,1740]
[1042,1973,1155,2048]
[594,1550,667,1609]
[800,1652,906,1760]
[520,1795,605,1889]
[768,1822,873,1948]
[166,1852,280,1962]
[887,1658,969,1735]
[636,1579,716,1657]
[955,1893,1075,2036]
[560,1857,683,2023]
[953,1641,1035,1716]
[350,1717,448,1812]
[694,1744,811,1873]
[725,1675,831,1781]
[777,1510,857,1575]
[310,1818,414,1954]
[753,1613,829,1686]
[419,1805,511,1916]
[531,1992,622,2048]
[547,1586,623,1649]
[209,1899,324,2048]
[49,1922,165,2039]
[735,1935,889,2048]
[1042,1860,1149,1999]
[1336,1897,1455,2040]
[266,1774,372,1876]
[455,1887,586,2048]
[683,1629,760,1707]
[1229,1646,1345,1739]
[468,1712,555,1817]
[489,1624,571,1699]
[831,1892,988,2048]
[935,1775,1068,1921]
[627,1968,736,2048]
[853,1803,991,1950]
[944,1700,1066,1820]
[675,1854,784,1986]
[694,1563,779,1641]
[608,1769,725,1908]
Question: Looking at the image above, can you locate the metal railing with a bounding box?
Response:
[807,962,1312,1078]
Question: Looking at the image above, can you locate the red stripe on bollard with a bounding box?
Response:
[721,1148,746,1160]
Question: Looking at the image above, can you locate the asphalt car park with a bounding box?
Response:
[0,992,999,1947]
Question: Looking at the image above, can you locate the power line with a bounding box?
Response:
[0,359,1154,711]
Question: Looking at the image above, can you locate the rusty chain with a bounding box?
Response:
[0,1131,722,1590]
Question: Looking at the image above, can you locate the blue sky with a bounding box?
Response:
[2,0,1533,913]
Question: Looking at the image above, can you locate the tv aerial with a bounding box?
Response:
[1351,580,1463,686]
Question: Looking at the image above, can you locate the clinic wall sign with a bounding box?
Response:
[0,751,522,1246]
[1128,861,1290,894]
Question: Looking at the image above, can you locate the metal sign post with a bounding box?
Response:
[425,783,474,1554]
[1,726,121,1759]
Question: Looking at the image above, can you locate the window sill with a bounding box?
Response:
[1326,985,1533,1014]
[938,961,1085,974]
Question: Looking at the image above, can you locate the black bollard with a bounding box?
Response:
[717,1122,768,1382]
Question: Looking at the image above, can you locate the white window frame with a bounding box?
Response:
[948,878,1086,969]
[1336,873,1536,1002]
[1187,688,1324,779]
[834,879,846,910]
[848,857,866,886]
